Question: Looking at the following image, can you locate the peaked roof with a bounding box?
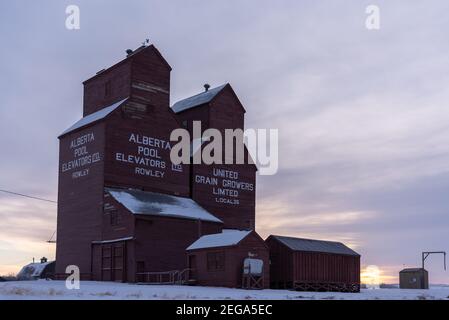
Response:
[269,235,360,256]
[83,44,172,84]
[171,84,228,113]
[59,98,127,137]
[186,229,252,250]
[17,261,54,280]
[106,187,222,223]
[400,268,427,273]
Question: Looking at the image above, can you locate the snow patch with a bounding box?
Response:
[60,98,127,136]
[187,230,251,250]
[107,188,222,223]
[1,280,449,300]
[17,262,52,280]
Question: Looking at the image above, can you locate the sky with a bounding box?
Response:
[0,0,448,284]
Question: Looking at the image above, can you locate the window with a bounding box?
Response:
[207,251,225,271]
[110,211,121,226]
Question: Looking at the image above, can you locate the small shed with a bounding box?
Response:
[186,230,269,289]
[266,235,361,292]
[17,258,55,280]
[399,268,428,289]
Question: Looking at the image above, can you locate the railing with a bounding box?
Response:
[175,268,195,285]
[136,270,178,284]
[136,268,196,285]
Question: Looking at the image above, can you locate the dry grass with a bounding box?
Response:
[2,286,34,296]
[90,291,116,297]
[126,292,142,299]
[0,273,17,281]
[47,288,64,296]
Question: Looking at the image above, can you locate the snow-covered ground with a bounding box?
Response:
[0,280,448,300]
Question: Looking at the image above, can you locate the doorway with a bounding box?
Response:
[101,242,126,282]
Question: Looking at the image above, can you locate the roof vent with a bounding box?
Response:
[126,49,134,56]
[204,83,210,92]
[40,257,48,264]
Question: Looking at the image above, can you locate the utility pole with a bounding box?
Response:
[422,251,446,270]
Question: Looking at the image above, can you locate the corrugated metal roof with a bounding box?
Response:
[106,187,222,223]
[270,235,360,256]
[59,98,127,137]
[171,84,227,113]
[186,230,252,250]
[17,261,54,280]
[400,268,426,273]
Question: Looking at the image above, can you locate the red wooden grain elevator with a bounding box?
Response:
[56,43,360,291]
[56,44,265,285]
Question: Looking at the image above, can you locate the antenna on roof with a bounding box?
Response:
[204,83,210,92]
[142,38,150,47]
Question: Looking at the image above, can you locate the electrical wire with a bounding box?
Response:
[0,189,57,204]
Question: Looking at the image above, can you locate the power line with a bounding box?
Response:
[47,230,57,243]
[0,189,57,204]
[0,188,58,245]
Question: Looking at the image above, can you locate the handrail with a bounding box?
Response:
[136,270,179,284]
[176,268,195,284]
[136,268,196,284]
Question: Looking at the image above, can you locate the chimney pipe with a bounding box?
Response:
[204,84,210,92]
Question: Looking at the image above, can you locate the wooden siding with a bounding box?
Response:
[103,106,190,196]
[133,216,221,275]
[83,45,171,117]
[187,232,269,288]
[208,86,245,132]
[292,251,360,284]
[266,237,294,285]
[55,124,106,278]
[191,163,256,230]
[177,87,256,230]
[101,191,135,241]
[266,237,360,291]
[83,61,131,117]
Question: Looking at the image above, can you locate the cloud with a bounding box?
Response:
[0,197,56,241]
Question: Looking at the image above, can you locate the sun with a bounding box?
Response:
[361,265,381,288]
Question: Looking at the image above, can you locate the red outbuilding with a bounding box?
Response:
[266,235,361,292]
[186,230,269,288]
